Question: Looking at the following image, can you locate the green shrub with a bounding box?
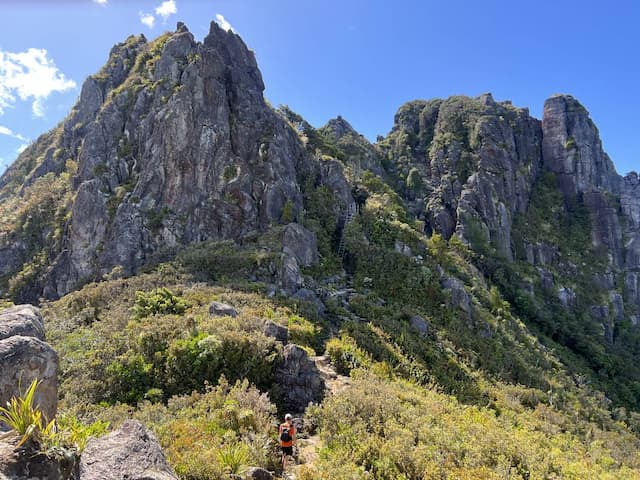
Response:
[281,199,295,224]
[326,336,371,375]
[131,287,189,318]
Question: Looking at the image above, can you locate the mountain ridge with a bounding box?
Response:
[2,19,640,479]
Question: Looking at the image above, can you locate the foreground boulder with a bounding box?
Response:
[79,420,177,480]
[0,305,58,422]
[0,305,46,341]
[275,344,325,413]
[209,301,238,317]
[0,435,77,480]
[245,467,273,480]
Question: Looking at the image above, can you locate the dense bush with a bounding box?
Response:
[305,375,640,480]
[131,287,189,318]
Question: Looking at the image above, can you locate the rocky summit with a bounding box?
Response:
[1,19,640,480]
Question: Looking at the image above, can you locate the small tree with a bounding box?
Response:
[281,199,295,224]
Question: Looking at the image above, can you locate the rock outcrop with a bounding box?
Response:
[0,22,345,302]
[0,305,58,422]
[79,420,178,480]
[0,436,77,480]
[275,344,325,413]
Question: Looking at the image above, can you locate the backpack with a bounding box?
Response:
[280,425,292,443]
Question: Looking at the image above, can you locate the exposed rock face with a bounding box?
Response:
[79,420,178,480]
[380,94,543,260]
[1,21,349,301]
[244,467,273,480]
[275,344,325,413]
[0,436,77,480]
[381,92,640,339]
[441,276,471,314]
[0,304,45,340]
[0,305,57,422]
[542,94,619,196]
[278,223,319,293]
[209,301,238,317]
[320,116,385,176]
[281,223,318,267]
[263,320,288,344]
[410,315,429,337]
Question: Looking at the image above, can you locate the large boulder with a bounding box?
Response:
[79,420,178,480]
[263,320,288,344]
[0,304,46,340]
[441,276,471,314]
[0,305,58,422]
[275,344,325,413]
[244,467,273,480]
[281,223,319,267]
[209,301,238,318]
[0,436,77,480]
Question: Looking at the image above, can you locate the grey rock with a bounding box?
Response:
[0,304,45,341]
[525,242,558,266]
[0,335,58,422]
[209,301,238,317]
[410,315,429,337]
[441,276,471,314]
[281,223,319,267]
[609,292,625,321]
[292,288,325,316]
[557,287,576,308]
[394,240,413,257]
[0,437,78,480]
[245,466,273,480]
[591,305,613,343]
[80,420,177,480]
[278,255,304,293]
[263,320,288,344]
[275,344,325,413]
[542,94,619,196]
[538,268,554,291]
[320,116,385,177]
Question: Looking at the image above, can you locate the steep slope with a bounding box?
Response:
[377,92,640,407]
[0,22,342,302]
[2,19,640,480]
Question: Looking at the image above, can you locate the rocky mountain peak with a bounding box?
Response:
[542,93,619,196]
[322,115,359,141]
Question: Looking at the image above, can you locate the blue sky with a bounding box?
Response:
[0,0,638,175]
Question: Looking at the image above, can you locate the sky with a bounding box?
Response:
[0,0,638,176]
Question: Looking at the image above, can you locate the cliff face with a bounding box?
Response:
[0,21,639,337]
[381,92,640,341]
[0,22,334,300]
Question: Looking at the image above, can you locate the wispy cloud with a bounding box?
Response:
[0,48,76,117]
[140,12,156,29]
[215,14,234,32]
[0,126,26,141]
[155,0,177,20]
[140,0,177,29]
[16,144,28,154]
[92,0,108,5]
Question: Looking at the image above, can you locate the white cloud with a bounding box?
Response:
[17,144,28,154]
[93,0,108,5]
[140,12,156,28]
[0,126,26,141]
[215,14,234,32]
[0,48,76,118]
[155,0,177,20]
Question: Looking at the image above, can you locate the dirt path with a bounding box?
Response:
[289,356,351,477]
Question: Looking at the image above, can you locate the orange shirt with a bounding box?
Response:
[278,421,296,447]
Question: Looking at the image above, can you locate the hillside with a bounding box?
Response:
[1,20,640,479]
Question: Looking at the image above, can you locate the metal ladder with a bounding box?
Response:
[336,202,357,258]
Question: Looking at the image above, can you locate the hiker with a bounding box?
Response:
[278,413,296,470]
